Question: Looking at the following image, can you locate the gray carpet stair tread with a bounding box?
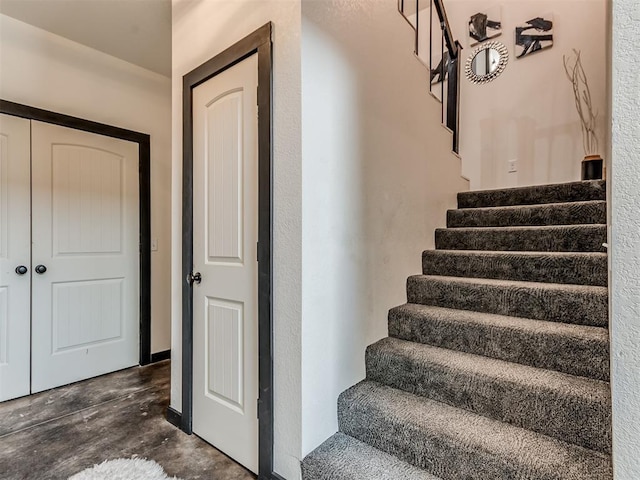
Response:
[301,432,441,480]
[406,275,608,327]
[366,337,611,453]
[435,224,607,252]
[447,200,606,228]
[388,303,609,381]
[422,250,607,286]
[339,381,612,480]
[457,180,606,208]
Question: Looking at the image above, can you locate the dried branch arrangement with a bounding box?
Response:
[563,49,599,156]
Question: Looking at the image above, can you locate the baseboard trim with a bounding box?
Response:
[267,473,287,480]
[260,472,287,480]
[165,406,182,428]
[151,350,171,363]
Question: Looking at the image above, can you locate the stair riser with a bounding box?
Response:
[457,180,606,208]
[338,383,612,480]
[339,392,526,479]
[388,306,610,381]
[301,433,440,480]
[406,276,608,327]
[422,251,608,286]
[435,225,607,252]
[447,201,606,228]
[366,344,611,453]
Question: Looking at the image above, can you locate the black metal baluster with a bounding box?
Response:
[415,0,420,56]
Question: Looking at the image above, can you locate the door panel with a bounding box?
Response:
[51,145,123,255]
[206,298,244,410]
[206,90,243,263]
[52,278,123,351]
[30,121,139,393]
[193,54,259,473]
[0,114,31,402]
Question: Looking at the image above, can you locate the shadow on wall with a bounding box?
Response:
[479,115,582,189]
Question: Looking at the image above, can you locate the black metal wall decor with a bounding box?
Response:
[469,6,502,46]
[516,15,554,59]
[431,51,450,85]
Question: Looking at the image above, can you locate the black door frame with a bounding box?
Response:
[179,23,278,480]
[0,99,153,366]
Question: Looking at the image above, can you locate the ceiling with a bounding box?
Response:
[0,0,171,77]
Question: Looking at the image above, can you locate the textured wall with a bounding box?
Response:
[0,14,173,354]
[171,1,302,478]
[301,0,467,457]
[610,0,640,477]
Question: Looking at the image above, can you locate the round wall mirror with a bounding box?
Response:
[465,41,509,84]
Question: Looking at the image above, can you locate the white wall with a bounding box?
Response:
[0,14,172,354]
[441,0,608,190]
[171,1,302,478]
[610,1,640,477]
[301,0,467,457]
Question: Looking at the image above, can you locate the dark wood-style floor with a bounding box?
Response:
[0,360,256,480]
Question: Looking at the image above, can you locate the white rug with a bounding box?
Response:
[68,458,182,480]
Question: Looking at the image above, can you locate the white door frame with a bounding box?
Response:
[179,23,278,480]
[0,99,153,367]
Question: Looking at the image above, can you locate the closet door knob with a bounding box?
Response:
[187,271,202,285]
[15,265,28,275]
[35,265,48,275]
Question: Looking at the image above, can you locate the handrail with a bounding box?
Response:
[433,0,457,59]
[399,0,461,153]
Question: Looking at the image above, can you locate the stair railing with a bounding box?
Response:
[399,0,462,153]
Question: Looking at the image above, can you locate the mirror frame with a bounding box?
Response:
[465,40,509,84]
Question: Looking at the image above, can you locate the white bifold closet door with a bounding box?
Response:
[0,114,32,402]
[0,118,140,401]
[29,121,140,393]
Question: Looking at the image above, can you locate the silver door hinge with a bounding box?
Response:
[257,398,261,419]
[256,242,259,262]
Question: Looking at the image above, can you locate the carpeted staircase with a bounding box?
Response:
[302,180,612,480]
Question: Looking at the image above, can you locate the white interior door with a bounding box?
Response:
[192,54,259,473]
[0,114,31,402]
[30,121,140,393]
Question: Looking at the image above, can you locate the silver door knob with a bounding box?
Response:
[187,271,202,285]
[15,265,28,275]
[35,264,47,275]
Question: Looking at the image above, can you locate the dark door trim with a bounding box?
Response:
[181,23,278,479]
[0,99,153,366]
